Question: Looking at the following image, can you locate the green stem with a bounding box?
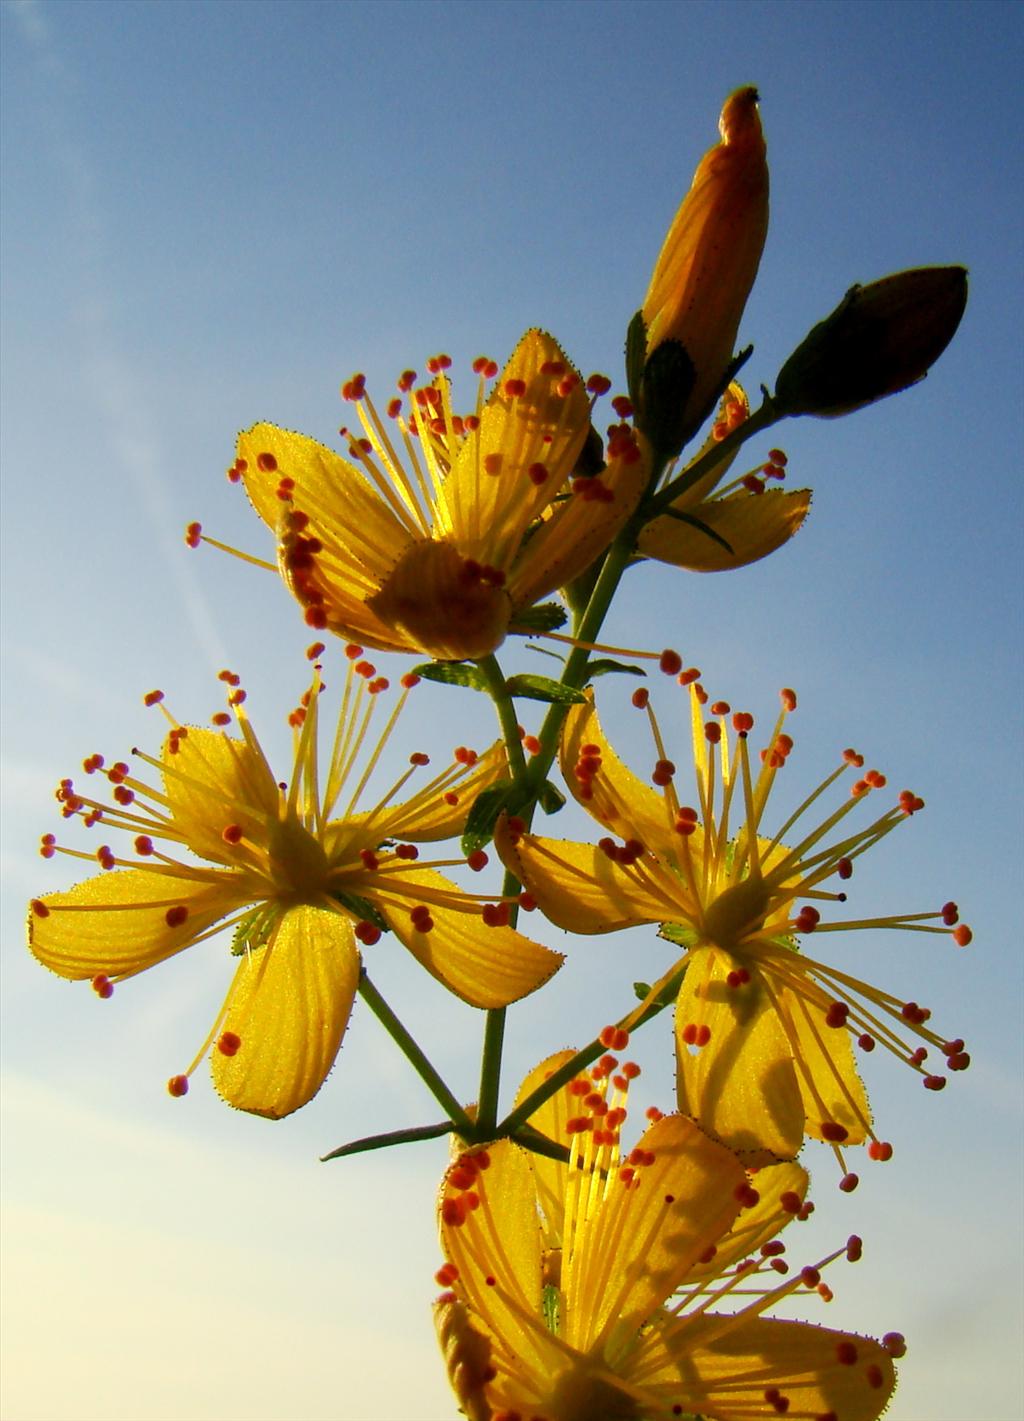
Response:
[476,653,529,782]
[643,394,782,519]
[357,969,473,1134]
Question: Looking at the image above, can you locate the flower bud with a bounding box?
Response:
[638,86,769,450]
[774,266,967,418]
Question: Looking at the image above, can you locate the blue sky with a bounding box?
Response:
[2,2,1022,1419]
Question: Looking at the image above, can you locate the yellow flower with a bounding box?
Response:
[497,686,971,1177]
[434,1046,901,1421]
[28,647,562,1118]
[640,86,769,446]
[224,330,648,661]
[636,382,810,572]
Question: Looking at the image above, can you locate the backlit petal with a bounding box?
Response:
[212,902,358,1118]
[675,947,804,1164]
[775,981,872,1145]
[29,869,241,980]
[639,488,810,571]
[162,725,279,864]
[346,742,510,845]
[513,1049,578,1244]
[630,1313,895,1421]
[681,1160,808,1284]
[378,866,563,1007]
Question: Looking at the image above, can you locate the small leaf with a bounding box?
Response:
[411,661,489,692]
[538,779,566,816]
[461,782,529,856]
[658,922,698,950]
[510,602,569,635]
[587,658,646,680]
[333,890,388,933]
[231,903,277,956]
[625,309,648,407]
[505,674,587,705]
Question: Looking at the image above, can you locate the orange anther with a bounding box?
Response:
[167,1075,189,1098]
[217,1031,241,1056]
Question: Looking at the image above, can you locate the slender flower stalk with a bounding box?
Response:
[434,1046,901,1421]
[497,684,971,1177]
[29,645,562,1118]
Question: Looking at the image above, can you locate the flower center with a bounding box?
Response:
[265,815,330,897]
[701,874,770,951]
[367,539,511,661]
[545,1358,641,1421]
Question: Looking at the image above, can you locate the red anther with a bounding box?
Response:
[409,752,430,768]
[441,1196,467,1228]
[620,1059,640,1079]
[396,369,416,392]
[726,967,752,989]
[864,769,886,788]
[842,748,864,767]
[651,759,676,786]
[734,1182,760,1208]
[732,711,754,734]
[821,1121,849,1143]
[221,824,243,845]
[368,677,389,695]
[481,903,509,928]
[923,1074,947,1091]
[503,378,526,399]
[523,735,541,755]
[839,1172,860,1193]
[506,816,525,836]
[659,649,683,676]
[631,688,649,709]
[794,907,820,933]
[743,473,766,494]
[30,898,50,917]
[942,1037,964,1056]
[354,660,375,679]
[217,1031,241,1057]
[779,687,797,712]
[449,1166,477,1192]
[868,1140,894,1161]
[767,448,788,466]
[527,462,549,485]
[835,857,853,881]
[359,849,379,871]
[386,397,402,419]
[760,1240,786,1258]
[254,451,278,472]
[426,353,452,373]
[185,520,203,548]
[858,1033,876,1052]
[165,905,189,928]
[835,1341,858,1366]
[769,1258,789,1274]
[763,1388,789,1415]
[91,974,114,999]
[953,924,972,946]
[703,722,722,748]
[212,712,231,727]
[442,792,459,808]
[677,667,701,687]
[941,900,959,924]
[96,846,116,870]
[167,1075,189,1098]
[434,1262,459,1287]
[845,1234,863,1262]
[800,1266,821,1287]
[909,1047,928,1066]
[947,1051,971,1071]
[108,762,129,783]
[882,1332,907,1359]
[305,606,328,630]
[354,921,381,946]
[556,374,579,397]
[681,1023,697,1045]
[713,701,735,719]
[39,835,56,859]
[454,746,478,766]
[779,1190,802,1214]
[900,1001,930,1024]
[586,373,612,396]
[466,850,488,872]
[113,785,135,807]
[694,1024,711,1046]
[345,643,363,660]
[611,395,634,418]
[395,844,419,861]
[825,1001,849,1028]
[566,1115,590,1134]
[518,892,536,911]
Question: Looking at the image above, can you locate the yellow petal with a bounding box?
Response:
[377,866,563,1007]
[776,981,872,1145]
[237,422,417,651]
[668,382,751,510]
[506,431,649,609]
[682,1160,808,1284]
[347,741,510,844]
[630,1313,896,1421]
[675,947,804,1164]
[638,488,810,571]
[439,1139,557,1380]
[513,1049,578,1243]
[560,696,681,854]
[29,869,241,980]
[162,725,279,864]
[439,330,590,565]
[563,1113,744,1357]
[495,824,672,934]
[642,87,769,428]
[212,902,359,1118]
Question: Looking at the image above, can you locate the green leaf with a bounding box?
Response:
[587,657,646,680]
[640,337,697,457]
[333,890,389,933]
[538,779,566,816]
[505,674,587,705]
[509,602,569,634]
[658,921,699,950]
[411,661,489,692]
[461,782,529,856]
[625,309,648,408]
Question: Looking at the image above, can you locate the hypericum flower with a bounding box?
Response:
[497,685,971,1177]
[639,86,769,448]
[434,1044,900,1421]
[635,382,810,572]
[199,330,648,662]
[28,646,562,1118]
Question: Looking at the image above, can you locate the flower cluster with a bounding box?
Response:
[28,84,970,1420]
